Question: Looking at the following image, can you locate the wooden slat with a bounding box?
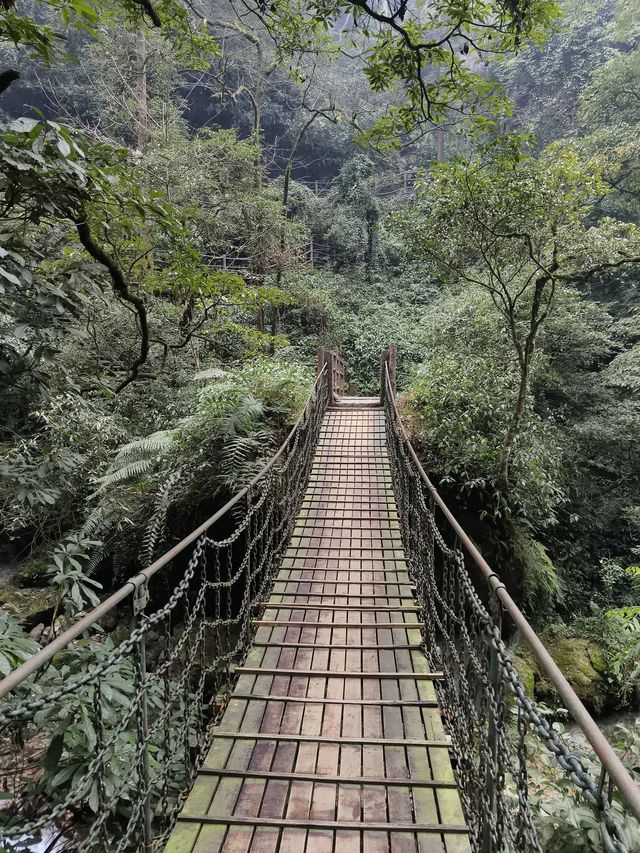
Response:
[258,602,421,611]
[235,668,443,680]
[252,620,426,628]
[178,815,469,833]
[251,642,423,650]
[211,731,451,748]
[198,770,457,788]
[231,694,440,707]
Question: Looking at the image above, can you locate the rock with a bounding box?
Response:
[0,586,59,624]
[518,634,615,714]
[587,643,607,675]
[99,609,118,632]
[108,630,129,647]
[28,622,46,642]
[511,650,535,699]
[10,554,52,587]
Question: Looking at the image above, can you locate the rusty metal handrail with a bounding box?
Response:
[0,365,328,700]
[383,361,640,823]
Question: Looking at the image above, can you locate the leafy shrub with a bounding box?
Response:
[74,358,313,576]
[513,522,562,625]
[0,614,38,676]
[521,720,640,852]
[408,352,565,527]
[607,566,640,699]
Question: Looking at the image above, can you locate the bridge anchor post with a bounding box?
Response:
[317,347,345,401]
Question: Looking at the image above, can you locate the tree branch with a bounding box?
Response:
[74,215,150,393]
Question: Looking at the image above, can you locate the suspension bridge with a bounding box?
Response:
[0,348,638,852]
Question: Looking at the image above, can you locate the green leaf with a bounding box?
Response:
[0,266,21,286]
[43,734,65,772]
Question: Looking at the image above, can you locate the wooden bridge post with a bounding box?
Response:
[317,346,335,399]
[318,348,345,401]
[380,345,397,404]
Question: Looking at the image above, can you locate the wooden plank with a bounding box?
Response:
[251,643,423,650]
[257,603,421,611]
[252,620,426,628]
[230,694,438,707]
[197,769,457,787]
[163,823,201,853]
[211,731,451,748]
[179,815,470,833]
[234,669,443,680]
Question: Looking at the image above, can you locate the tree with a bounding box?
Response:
[246,0,559,146]
[392,135,640,492]
[578,39,640,224]
[492,0,614,146]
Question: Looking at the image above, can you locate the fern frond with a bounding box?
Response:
[221,395,264,437]
[86,540,112,574]
[81,504,113,538]
[139,468,184,567]
[114,430,175,462]
[96,458,154,489]
[219,427,276,488]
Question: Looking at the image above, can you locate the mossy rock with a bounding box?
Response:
[586,643,607,675]
[10,554,52,587]
[0,586,59,623]
[511,650,536,699]
[531,634,614,714]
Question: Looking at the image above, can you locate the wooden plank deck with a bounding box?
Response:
[166,404,470,853]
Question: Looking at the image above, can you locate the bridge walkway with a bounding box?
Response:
[167,402,470,852]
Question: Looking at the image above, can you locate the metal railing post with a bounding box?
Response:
[133,583,153,852]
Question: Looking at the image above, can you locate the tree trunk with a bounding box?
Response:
[134,30,149,153]
[270,113,321,354]
[497,363,530,491]
[270,305,279,342]
[365,209,379,281]
[497,278,548,491]
[253,45,264,191]
[436,126,445,162]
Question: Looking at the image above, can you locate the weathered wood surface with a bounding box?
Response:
[166,405,470,852]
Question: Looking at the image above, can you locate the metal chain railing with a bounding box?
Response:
[382,363,640,853]
[0,367,330,852]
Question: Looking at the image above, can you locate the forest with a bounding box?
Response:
[0,0,639,850]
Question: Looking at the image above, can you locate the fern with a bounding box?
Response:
[219,427,275,489]
[81,505,110,539]
[96,458,154,489]
[85,540,112,574]
[93,430,174,493]
[220,394,264,437]
[113,430,175,461]
[139,469,184,567]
